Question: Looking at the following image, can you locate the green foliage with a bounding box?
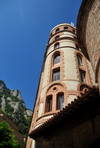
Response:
[18,117,31,136]
[0,110,5,113]
[5,94,19,102]
[0,121,20,148]
[5,104,14,113]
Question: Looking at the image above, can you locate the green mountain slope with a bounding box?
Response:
[0,80,32,136]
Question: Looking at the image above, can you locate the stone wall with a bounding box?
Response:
[77,0,100,91]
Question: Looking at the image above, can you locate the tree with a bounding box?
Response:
[0,121,20,148]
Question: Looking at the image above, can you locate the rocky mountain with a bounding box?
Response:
[0,80,32,136]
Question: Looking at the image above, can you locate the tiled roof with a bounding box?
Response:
[29,87,100,140]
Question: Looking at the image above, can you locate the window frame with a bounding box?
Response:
[64,26,68,30]
[77,55,83,66]
[55,28,60,33]
[45,95,52,113]
[55,35,60,40]
[57,93,64,110]
[80,69,86,83]
[53,68,60,81]
[54,42,60,49]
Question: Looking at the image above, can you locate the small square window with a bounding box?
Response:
[55,35,59,40]
[54,43,59,49]
[64,27,68,30]
[56,28,60,33]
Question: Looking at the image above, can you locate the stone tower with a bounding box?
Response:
[26,23,95,148]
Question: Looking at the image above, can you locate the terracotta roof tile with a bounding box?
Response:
[29,87,100,139]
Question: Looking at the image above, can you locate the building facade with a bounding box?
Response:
[26,23,96,148]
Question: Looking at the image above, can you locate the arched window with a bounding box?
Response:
[77,55,82,66]
[54,53,60,65]
[53,68,60,81]
[57,93,64,110]
[54,43,59,49]
[45,95,52,112]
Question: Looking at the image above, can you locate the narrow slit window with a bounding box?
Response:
[57,94,64,110]
[45,95,52,112]
[80,70,86,83]
[77,55,82,66]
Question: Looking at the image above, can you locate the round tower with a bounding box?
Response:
[33,23,94,128]
[26,23,95,148]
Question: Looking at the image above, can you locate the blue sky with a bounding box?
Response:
[0,0,82,110]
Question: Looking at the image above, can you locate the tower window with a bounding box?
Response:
[57,93,64,110]
[64,27,68,30]
[77,55,82,66]
[55,35,59,40]
[54,43,59,49]
[56,28,60,33]
[80,70,86,83]
[45,95,52,112]
[54,54,60,65]
[53,69,60,81]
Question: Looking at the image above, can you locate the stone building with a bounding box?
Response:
[26,23,100,148]
[77,0,100,92]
